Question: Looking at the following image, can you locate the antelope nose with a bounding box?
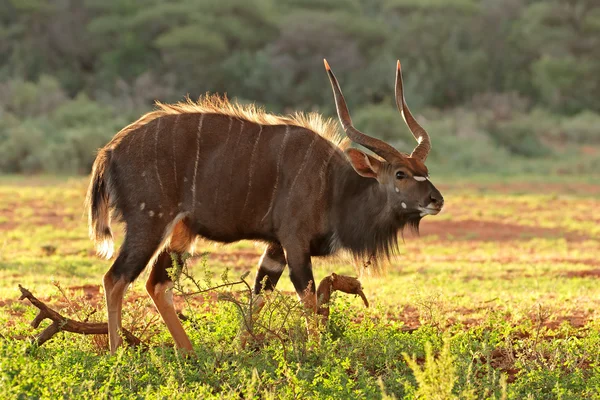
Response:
[430,192,444,207]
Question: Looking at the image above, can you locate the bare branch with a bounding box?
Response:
[18,285,142,349]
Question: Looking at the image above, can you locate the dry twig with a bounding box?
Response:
[18,284,142,348]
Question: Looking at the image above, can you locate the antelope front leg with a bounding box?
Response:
[253,243,286,295]
[250,243,287,327]
[285,247,320,338]
[240,243,287,347]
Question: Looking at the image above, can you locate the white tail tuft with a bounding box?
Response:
[96,238,114,259]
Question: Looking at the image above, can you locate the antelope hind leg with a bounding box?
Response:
[103,268,129,354]
[146,251,194,353]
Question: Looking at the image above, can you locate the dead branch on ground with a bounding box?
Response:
[17,284,142,349]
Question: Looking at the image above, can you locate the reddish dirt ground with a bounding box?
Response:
[413,219,592,242]
[440,182,600,196]
[560,269,600,279]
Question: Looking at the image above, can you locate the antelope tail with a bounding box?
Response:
[85,149,114,259]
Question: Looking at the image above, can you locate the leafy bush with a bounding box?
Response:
[0,75,68,118]
[0,80,131,174]
[559,111,600,145]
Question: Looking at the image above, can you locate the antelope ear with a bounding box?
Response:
[345,148,381,179]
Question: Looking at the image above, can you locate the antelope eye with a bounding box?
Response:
[395,171,406,180]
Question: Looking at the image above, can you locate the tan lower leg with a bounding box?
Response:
[300,286,318,313]
[103,273,129,354]
[239,293,268,348]
[147,280,193,352]
[299,288,320,339]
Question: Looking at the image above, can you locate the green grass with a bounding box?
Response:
[1,176,599,399]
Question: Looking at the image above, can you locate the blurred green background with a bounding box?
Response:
[0,0,598,177]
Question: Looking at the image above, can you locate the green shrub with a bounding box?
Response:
[0,75,68,118]
[486,114,552,158]
[0,82,130,174]
[0,119,46,173]
[559,111,600,145]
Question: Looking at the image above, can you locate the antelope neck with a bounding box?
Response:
[330,165,396,258]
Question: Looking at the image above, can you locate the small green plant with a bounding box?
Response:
[403,340,476,400]
[168,251,309,360]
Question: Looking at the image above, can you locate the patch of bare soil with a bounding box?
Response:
[0,201,78,232]
[544,311,591,330]
[206,250,260,268]
[378,303,595,335]
[0,299,16,309]
[560,269,600,279]
[444,182,600,197]
[0,207,17,231]
[411,219,590,242]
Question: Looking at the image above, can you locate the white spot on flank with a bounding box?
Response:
[158,212,163,218]
[148,210,155,217]
[395,187,400,193]
[140,202,145,210]
[414,176,427,182]
[401,202,407,209]
[141,171,146,178]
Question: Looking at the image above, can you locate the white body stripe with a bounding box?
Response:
[154,118,165,197]
[191,114,205,208]
[140,125,149,186]
[285,134,318,213]
[213,117,234,207]
[241,125,263,215]
[261,126,290,222]
[225,120,245,209]
[172,115,180,190]
[317,145,337,202]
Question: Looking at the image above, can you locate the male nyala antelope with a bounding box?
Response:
[87,60,444,353]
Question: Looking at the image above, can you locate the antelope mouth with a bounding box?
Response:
[418,205,442,217]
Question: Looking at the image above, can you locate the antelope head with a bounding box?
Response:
[324,59,444,219]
